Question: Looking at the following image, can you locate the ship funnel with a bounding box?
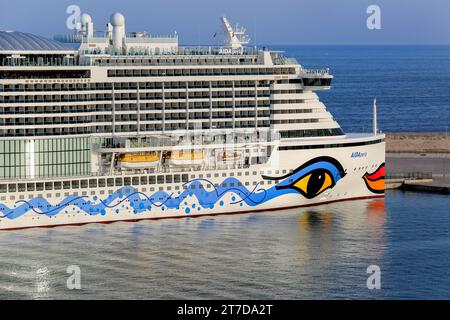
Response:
[110,12,126,53]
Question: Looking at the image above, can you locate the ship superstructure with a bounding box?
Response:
[0,13,385,230]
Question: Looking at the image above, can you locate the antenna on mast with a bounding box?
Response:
[373,97,378,136]
[220,16,250,48]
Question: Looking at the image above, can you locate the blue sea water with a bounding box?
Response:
[275,45,450,132]
[0,191,449,299]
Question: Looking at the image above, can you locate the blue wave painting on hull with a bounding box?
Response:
[0,157,345,220]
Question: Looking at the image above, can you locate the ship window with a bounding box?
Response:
[166,175,173,183]
[81,180,88,188]
[157,175,164,184]
[140,177,148,185]
[149,176,156,184]
[182,174,188,182]
[107,178,114,187]
[115,178,123,186]
[45,182,53,191]
[8,184,16,192]
[124,177,131,186]
[89,179,97,188]
[174,175,180,183]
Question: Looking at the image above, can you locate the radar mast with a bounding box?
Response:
[220,16,250,48]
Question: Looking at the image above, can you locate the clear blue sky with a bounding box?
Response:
[0,0,449,45]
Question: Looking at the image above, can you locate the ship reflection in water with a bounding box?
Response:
[0,191,449,299]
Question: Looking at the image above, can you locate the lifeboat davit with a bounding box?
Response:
[165,150,206,166]
[117,153,159,169]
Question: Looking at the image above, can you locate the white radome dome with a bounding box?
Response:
[110,13,125,27]
[80,13,92,25]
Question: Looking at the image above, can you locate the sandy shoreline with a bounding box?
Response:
[385,132,450,154]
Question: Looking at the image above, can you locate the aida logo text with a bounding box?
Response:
[351,152,367,158]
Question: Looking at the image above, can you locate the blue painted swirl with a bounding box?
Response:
[0,157,346,221]
[0,177,297,220]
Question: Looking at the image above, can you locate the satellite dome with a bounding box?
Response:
[110,13,125,27]
[80,13,92,25]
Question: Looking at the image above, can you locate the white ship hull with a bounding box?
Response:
[0,139,385,230]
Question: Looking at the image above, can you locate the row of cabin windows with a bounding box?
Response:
[270,99,305,104]
[0,80,271,92]
[0,100,271,115]
[0,110,271,125]
[0,168,290,193]
[280,128,345,138]
[272,109,314,114]
[94,57,258,66]
[0,91,270,104]
[272,89,304,94]
[1,179,279,202]
[271,119,320,124]
[0,121,271,137]
[107,68,295,77]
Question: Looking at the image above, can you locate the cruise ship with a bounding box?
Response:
[0,13,385,230]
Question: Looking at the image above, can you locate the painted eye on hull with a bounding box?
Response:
[282,169,335,199]
[262,156,346,199]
